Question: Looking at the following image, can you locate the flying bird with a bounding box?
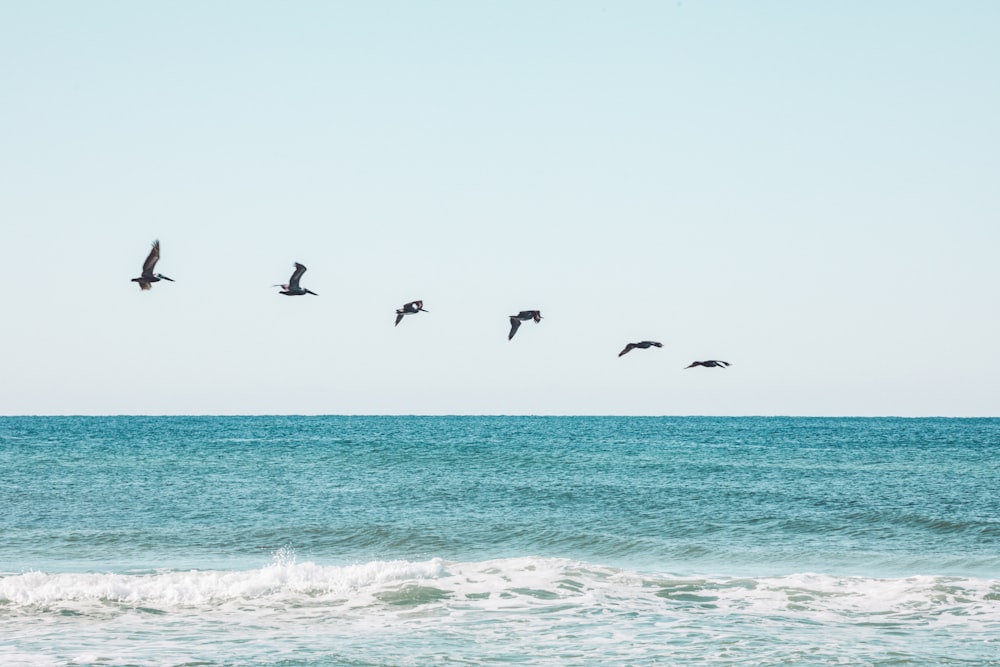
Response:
[685,360,730,368]
[618,341,663,357]
[131,240,174,291]
[275,263,318,296]
[395,300,428,326]
[508,310,542,340]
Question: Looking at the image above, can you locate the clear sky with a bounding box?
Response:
[2,1,998,416]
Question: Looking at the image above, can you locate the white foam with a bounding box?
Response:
[0,556,449,608]
[3,556,998,666]
[0,652,61,667]
[2,555,997,631]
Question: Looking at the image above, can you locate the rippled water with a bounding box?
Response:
[2,416,998,665]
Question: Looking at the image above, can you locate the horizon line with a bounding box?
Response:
[2,414,997,419]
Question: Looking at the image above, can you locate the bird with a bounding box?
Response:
[274,263,318,296]
[685,360,730,368]
[618,341,663,357]
[131,240,174,291]
[395,300,428,326]
[508,310,542,340]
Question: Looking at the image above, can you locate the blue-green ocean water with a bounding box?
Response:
[1,416,998,665]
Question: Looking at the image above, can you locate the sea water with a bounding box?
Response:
[1,416,998,665]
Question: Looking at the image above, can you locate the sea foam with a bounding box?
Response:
[2,556,998,666]
[3,554,998,629]
[0,553,448,608]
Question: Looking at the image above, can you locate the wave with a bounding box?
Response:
[0,549,447,609]
[3,550,998,628]
[3,551,999,667]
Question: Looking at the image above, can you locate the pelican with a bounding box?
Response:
[395,300,428,326]
[685,360,730,368]
[275,263,318,296]
[131,240,174,291]
[508,310,542,340]
[618,341,663,357]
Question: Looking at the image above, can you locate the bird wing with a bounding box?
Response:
[619,343,635,357]
[288,263,307,290]
[141,240,160,276]
[508,317,522,340]
[138,280,152,291]
[395,311,405,326]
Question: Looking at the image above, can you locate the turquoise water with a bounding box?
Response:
[2,416,998,665]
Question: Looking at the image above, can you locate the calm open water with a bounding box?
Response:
[1,416,998,665]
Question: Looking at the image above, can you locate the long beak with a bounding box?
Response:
[306,290,319,296]
[160,275,175,282]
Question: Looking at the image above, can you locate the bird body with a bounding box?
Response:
[131,240,174,290]
[618,341,663,357]
[508,310,542,340]
[685,360,730,368]
[275,263,318,296]
[395,300,428,326]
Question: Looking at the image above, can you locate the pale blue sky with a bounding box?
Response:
[2,1,997,416]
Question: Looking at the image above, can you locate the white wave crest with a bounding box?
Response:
[2,554,998,633]
[0,555,449,608]
[2,557,998,667]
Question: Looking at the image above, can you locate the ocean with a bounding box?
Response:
[1,416,998,665]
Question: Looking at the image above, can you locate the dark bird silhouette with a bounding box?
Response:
[395,300,428,326]
[131,240,174,291]
[685,360,730,368]
[508,310,542,340]
[275,263,318,296]
[618,341,663,357]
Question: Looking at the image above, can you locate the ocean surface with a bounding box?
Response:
[1,416,998,666]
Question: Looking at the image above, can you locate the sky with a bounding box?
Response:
[1,1,998,416]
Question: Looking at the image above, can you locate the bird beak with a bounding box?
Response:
[161,276,175,282]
